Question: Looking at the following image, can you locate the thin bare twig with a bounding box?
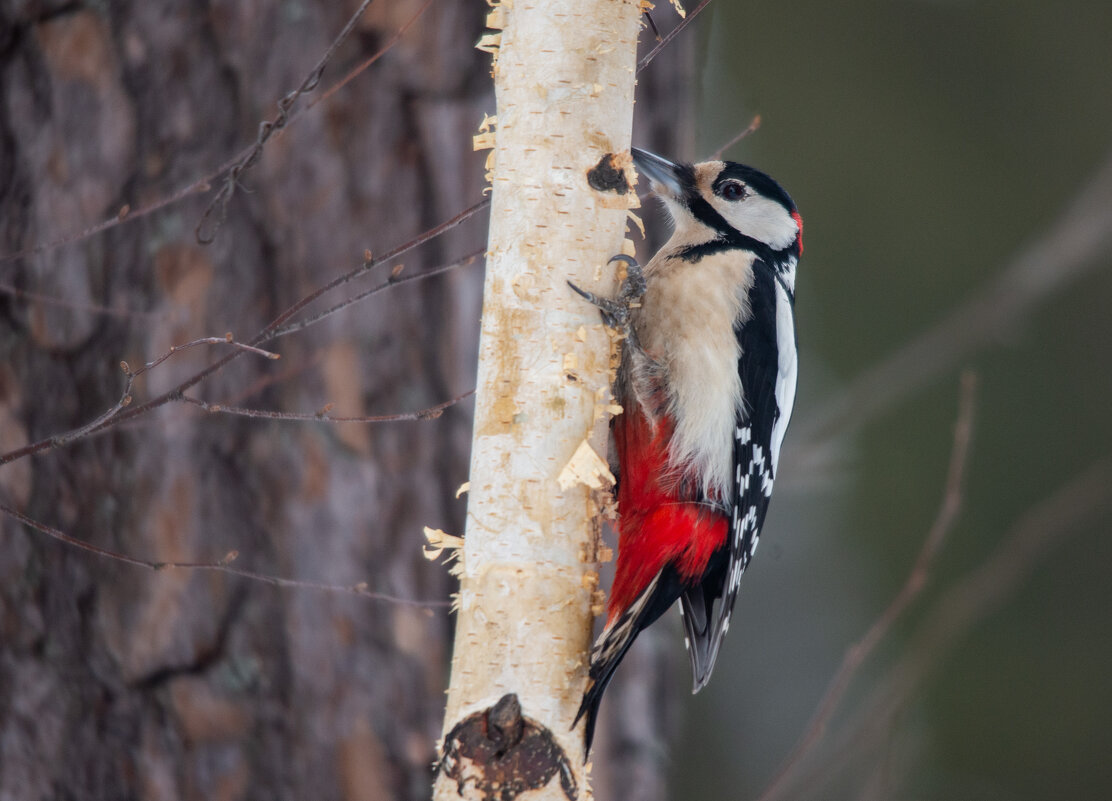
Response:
[758,371,978,801]
[637,0,713,74]
[0,172,220,265]
[0,236,482,466]
[0,334,278,461]
[0,501,450,609]
[0,0,433,264]
[255,205,487,342]
[0,280,164,320]
[709,114,762,161]
[270,249,484,339]
[766,458,1112,801]
[127,334,281,378]
[181,387,474,423]
[194,0,382,243]
[304,0,436,112]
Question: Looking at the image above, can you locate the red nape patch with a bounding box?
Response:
[791,210,804,253]
[606,408,728,624]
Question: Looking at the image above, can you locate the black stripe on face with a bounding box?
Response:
[684,193,737,240]
[712,163,797,216]
[677,162,801,271]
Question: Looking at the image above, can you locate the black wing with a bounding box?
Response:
[680,259,796,690]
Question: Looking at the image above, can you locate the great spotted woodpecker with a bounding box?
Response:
[571,148,802,753]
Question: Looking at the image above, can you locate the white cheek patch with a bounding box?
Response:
[714,195,798,251]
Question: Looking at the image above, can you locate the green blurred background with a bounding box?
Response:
[670,1,1112,798]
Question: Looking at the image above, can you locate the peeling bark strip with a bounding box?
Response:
[434,0,641,798]
[438,694,578,801]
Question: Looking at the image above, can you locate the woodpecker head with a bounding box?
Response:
[632,148,802,268]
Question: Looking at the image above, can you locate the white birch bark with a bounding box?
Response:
[434,1,642,798]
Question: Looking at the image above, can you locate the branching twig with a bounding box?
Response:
[1,334,278,461]
[0,501,450,608]
[194,0,380,243]
[758,371,978,801]
[819,460,1110,801]
[128,334,281,377]
[0,0,434,265]
[0,239,482,465]
[763,458,1112,801]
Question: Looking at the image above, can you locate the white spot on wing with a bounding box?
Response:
[751,445,773,499]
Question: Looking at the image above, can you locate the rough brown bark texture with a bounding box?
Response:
[1,3,487,799]
[0,2,690,799]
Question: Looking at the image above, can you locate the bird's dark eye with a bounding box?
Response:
[720,181,747,201]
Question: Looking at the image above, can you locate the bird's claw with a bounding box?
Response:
[567,281,628,328]
[568,255,645,330]
[608,254,646,306]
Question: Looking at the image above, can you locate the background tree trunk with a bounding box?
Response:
[0,2,690,799]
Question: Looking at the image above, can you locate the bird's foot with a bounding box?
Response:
[568,255,645,330]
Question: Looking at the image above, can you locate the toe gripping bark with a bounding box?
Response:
[567,254,645,332]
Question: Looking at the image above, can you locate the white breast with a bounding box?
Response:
[633,250,756,501]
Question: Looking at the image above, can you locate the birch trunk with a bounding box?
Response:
[434,1,642,798]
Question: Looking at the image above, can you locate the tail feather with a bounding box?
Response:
[679,548,730,691]
[574,568,685,756]
[574,610,642,756]
[573,657,616,758]
[680,583,723,692]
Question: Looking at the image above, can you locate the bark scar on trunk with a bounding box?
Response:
[587,153,631,194]
[436,693,578,800]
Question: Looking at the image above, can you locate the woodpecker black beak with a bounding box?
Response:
[631,147,685,199]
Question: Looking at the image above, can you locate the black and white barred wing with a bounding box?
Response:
[682,259,797,691]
